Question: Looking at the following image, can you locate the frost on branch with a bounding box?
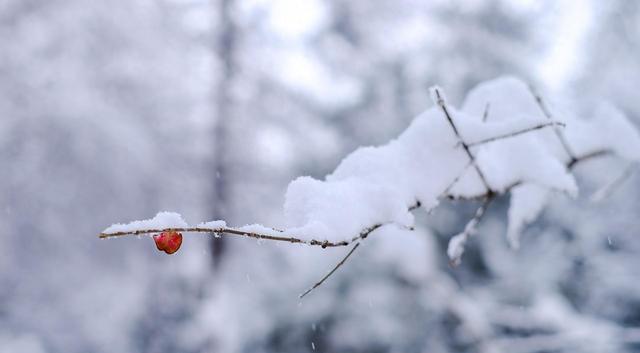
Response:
[101,76,640,269]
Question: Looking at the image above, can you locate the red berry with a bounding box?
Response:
[153,231,183,254]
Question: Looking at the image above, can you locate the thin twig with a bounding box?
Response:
[482,102,491,122]
[433,88,493,193]
[100,226,349,248]
[299,242,361,299]
[466,121,565,147]
[567,150,610,169]
[528,84,577,162]
[443,161,473,196]
[591,163,637,203]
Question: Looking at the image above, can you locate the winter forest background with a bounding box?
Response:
[3,1,640,352]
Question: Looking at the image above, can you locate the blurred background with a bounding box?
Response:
[2,0,640,352]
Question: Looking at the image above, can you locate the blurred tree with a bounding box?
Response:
[0,0,205,351]
[577,1,640,119]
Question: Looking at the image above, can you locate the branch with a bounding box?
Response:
[100,202,423,248]
[448,149,613,202]
[100,226,350,248]
[98,87,621,273]
[528,84,577,162]
[482,102,491,122]
[466,121,565,147]
[299,242,361,299]
[442,161,473,196]
[567,150,610,169]
[591,163,637,203]
[130,148,600,250]
[433,88,493,193]
[98,145,614,269]
[442,148,615,264]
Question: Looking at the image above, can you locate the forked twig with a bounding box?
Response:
[433,88,492,193]
[529,84,577,162]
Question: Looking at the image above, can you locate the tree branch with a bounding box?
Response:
[433,88,493,193]
[591,162,637,203]
[100,226,350,247]
[528,84,577,162]
[466,121,565,147]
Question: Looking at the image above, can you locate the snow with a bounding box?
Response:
[196,220,227,229]
[284,76,584,243]
[564,102,640,161]
[103,76,640,255]
[447,233,468,264]
[103,211,188,233]
[236,224,285,237]
[104,215,228,234]
[284,176,414,242]
[507,184,549,249]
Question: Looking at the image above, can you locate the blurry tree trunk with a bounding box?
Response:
[210,0,236,267]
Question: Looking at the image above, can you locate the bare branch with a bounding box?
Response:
[567,150,610,169]
[528,84,577,162]
[466,121,565,147]
[100,226,350,248]
[433,88,493,193]
[100,201,423,248]
[299,242,361,299]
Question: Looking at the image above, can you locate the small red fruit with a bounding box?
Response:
[153,231,183,254]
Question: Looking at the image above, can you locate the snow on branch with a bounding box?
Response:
[447,196,495,266]
[100,76,640,291]
[432,86,493,193]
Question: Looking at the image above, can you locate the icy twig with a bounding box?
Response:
[299,242,361,299]
[447,196,495,266]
